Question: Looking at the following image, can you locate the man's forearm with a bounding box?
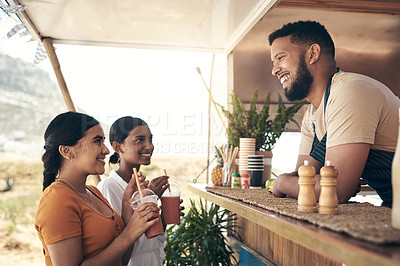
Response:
[273,172,299,198]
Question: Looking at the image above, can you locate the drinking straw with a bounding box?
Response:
[229,146,239,172]
[217,146,226,163]
[133,168,144,199]
[225,145,228,161]
[164,169,171,192]
[228,145,233,163]
[196,67,227,131]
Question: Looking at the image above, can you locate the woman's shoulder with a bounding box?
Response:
[36,182,81,220]
[40,181,77,202]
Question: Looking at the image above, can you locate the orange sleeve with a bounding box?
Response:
[35,184,83,245]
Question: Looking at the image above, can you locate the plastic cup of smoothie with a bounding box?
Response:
[161,182,181,225]
[130,189,164,239]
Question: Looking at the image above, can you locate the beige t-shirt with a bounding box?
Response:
[299,71,400,155]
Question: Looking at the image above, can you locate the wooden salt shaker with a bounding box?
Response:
[298,160,317,213]
[319,160,338,214]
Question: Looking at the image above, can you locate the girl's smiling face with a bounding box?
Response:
[71,124,109,175]
[119,125,154,166]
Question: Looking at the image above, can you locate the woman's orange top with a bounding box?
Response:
[35,181,125,265]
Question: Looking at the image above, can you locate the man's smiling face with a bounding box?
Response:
[270,36,313,101]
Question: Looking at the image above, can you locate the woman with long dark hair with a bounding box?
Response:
[98,116,180,266]
[35,111,159,266]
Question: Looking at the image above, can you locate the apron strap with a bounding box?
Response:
[323,77,332,115]
[309,75,333,163]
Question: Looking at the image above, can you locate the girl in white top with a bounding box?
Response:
[98,116,172,266]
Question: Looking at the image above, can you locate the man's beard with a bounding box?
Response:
[284,54,313,101]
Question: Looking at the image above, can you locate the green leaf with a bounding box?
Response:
[164,198,239,265]
[219,90,305,151]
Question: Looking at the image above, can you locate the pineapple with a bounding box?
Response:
[211,146,224,186]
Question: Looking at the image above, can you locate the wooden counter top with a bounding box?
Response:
[188,183,400,266]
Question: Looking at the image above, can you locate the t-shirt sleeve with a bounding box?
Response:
[299,108,315,155]
[326,79,382,148]
[35,188,82,245]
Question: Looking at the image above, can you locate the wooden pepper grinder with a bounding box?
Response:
[319,160,339,214]
[298,160,317,213]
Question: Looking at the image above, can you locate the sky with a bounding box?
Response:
[0,9,301,172]
[54,45,214,156]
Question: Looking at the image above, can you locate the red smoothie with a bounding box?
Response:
[130,191,165,239]
[145,213,165,239]
[161,196,180,224]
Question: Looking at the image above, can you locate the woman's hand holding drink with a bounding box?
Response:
[130,188,165,239]
[121,170,148,225]
[124,202,160,241]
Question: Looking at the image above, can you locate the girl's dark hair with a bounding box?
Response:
[42,111,99,191]
[268,20,335,59]
[109,116,147,164]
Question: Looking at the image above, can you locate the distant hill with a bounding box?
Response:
[0,53,64,146]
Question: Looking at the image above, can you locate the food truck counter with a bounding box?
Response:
[188,183,400,266]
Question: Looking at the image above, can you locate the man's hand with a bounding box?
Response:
[272,172,299,198]
[272,155,322,199]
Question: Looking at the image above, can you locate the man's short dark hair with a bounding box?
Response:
[268,20,335,59]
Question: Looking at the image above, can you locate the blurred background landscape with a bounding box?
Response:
[0,45,68,265]
[0,53,64,155]
[0,152,207,266]
[0,53,208,265]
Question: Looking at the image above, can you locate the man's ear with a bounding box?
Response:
[112,141,123,154]
[59,145,73,161]
[308,43,321,65]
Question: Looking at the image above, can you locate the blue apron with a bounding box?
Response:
[309,76,393,205]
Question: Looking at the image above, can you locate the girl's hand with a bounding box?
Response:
[148,175,169,198]
[121,172,148,224]
[121,176,138,224]
[122,171,148,205]
[125,202,160,242]
[137,171,149,190]
[179,199,185,217]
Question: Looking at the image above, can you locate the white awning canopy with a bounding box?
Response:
[13,0,278,53]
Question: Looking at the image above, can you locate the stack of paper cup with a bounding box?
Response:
[238,138,256,175]
[248,155,264,188]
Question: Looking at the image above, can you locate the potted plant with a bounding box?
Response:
[164,199,240,265]
[220,90,305,151]
[219,90,305,181]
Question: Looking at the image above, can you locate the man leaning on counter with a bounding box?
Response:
[269,20,400,206]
